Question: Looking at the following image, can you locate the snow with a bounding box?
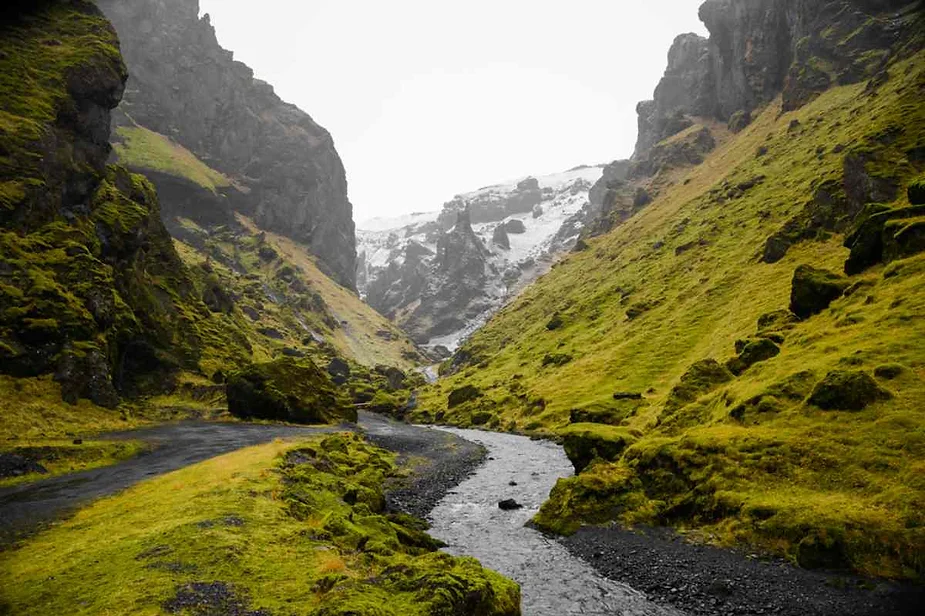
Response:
[357,211,439,232]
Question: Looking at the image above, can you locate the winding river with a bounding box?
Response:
[427,427,682,616]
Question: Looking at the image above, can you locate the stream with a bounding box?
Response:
[426,427,683,616]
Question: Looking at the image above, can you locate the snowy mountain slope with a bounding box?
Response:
[356,165,604,349]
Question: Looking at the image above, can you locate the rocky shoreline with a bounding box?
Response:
[561,524,923,616]
[357,412,486,520]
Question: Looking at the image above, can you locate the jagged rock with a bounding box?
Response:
[630,125,716,179]
[492,224,510,250]
[790,265,849,319]
[98,0,357,289]
[226,358,354,424]
[807,370,892,411]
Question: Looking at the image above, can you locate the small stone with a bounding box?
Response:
[498,499,523,511]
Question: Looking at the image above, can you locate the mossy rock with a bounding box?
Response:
[873,363,905,380]
[541,352,572,367]
[569,399,641,426]
[756,309,799,335]
[789,265,849,319]
[807,370,892,411]
[545,313,564,331]
[561,424,638,473]
[728,109,752,133]
[665,359,734,411]
[726,338,781,376]
[226,357,355,424]
[447,384,481,408]
[844,204,925,273]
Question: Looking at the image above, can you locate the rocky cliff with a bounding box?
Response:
[0,1,216,406]
[357,167,604,347]
[97,0,357,289]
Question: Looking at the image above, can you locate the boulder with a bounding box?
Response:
[226,358,355,424]
[727,110,752,133]
[503,219,526,234]
[789,265,849,319]
[726,338,781,376]
[326,357,351,385]
[447,384,482,408]
[807,370,892,411]
[374,365,406,391]
[844,204,925,274]
[492,225,510,250]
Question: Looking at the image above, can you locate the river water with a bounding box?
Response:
[426,427,683,616]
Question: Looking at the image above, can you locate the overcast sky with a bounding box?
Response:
[198,1,707,223]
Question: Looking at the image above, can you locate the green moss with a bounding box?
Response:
[561,423,638,473]
[112,125,231,192]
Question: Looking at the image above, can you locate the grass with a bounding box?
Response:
[0,433,520,615]
[0,439,147,488]
[413,52,925,579]
[112,124,231,193]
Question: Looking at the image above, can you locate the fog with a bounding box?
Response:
[198,0,708,222]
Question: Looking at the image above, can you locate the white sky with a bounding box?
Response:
[198,1,707,222]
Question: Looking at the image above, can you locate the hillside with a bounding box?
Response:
[97,0,357,289]
[413,0,925,580]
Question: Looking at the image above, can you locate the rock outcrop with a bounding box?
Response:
[97,0,357,289]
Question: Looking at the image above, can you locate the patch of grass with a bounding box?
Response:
[0,439,147,488]
[415,53,925,578]
[112,124,231,193]
[0,433,520,615]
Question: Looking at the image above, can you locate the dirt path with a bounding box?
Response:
[0,413,482,545]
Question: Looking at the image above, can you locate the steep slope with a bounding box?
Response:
[415,0,925,579]
[357,166,604,348]
[97,0,357,289]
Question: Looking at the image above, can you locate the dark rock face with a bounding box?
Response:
[790,265,849,319]
[492,224,511,250]
[808,370,892,410]
[97,0,357,289]
[226,357,355,424]
[633,0,917,161]
[844,204,925,273]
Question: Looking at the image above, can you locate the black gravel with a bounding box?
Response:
[358,412,486,520]
[561,524,924,616]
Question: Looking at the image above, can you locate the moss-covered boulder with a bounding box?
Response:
[226,358,355,424]
[664,359,734,411]
[447,384,482,408]
[561,424,638,473]
[844,204,925,274]
[807,370,892,411]
[726,338,781,376]
[789,265,849,319]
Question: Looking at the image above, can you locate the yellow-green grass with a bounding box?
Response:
[0,439,147,488]
[0,433,520,616]
[414,53,925,578]
[236,215,423,370]
[112,125,231,193]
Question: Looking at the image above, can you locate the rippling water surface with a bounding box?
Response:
[426,427,683,616]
